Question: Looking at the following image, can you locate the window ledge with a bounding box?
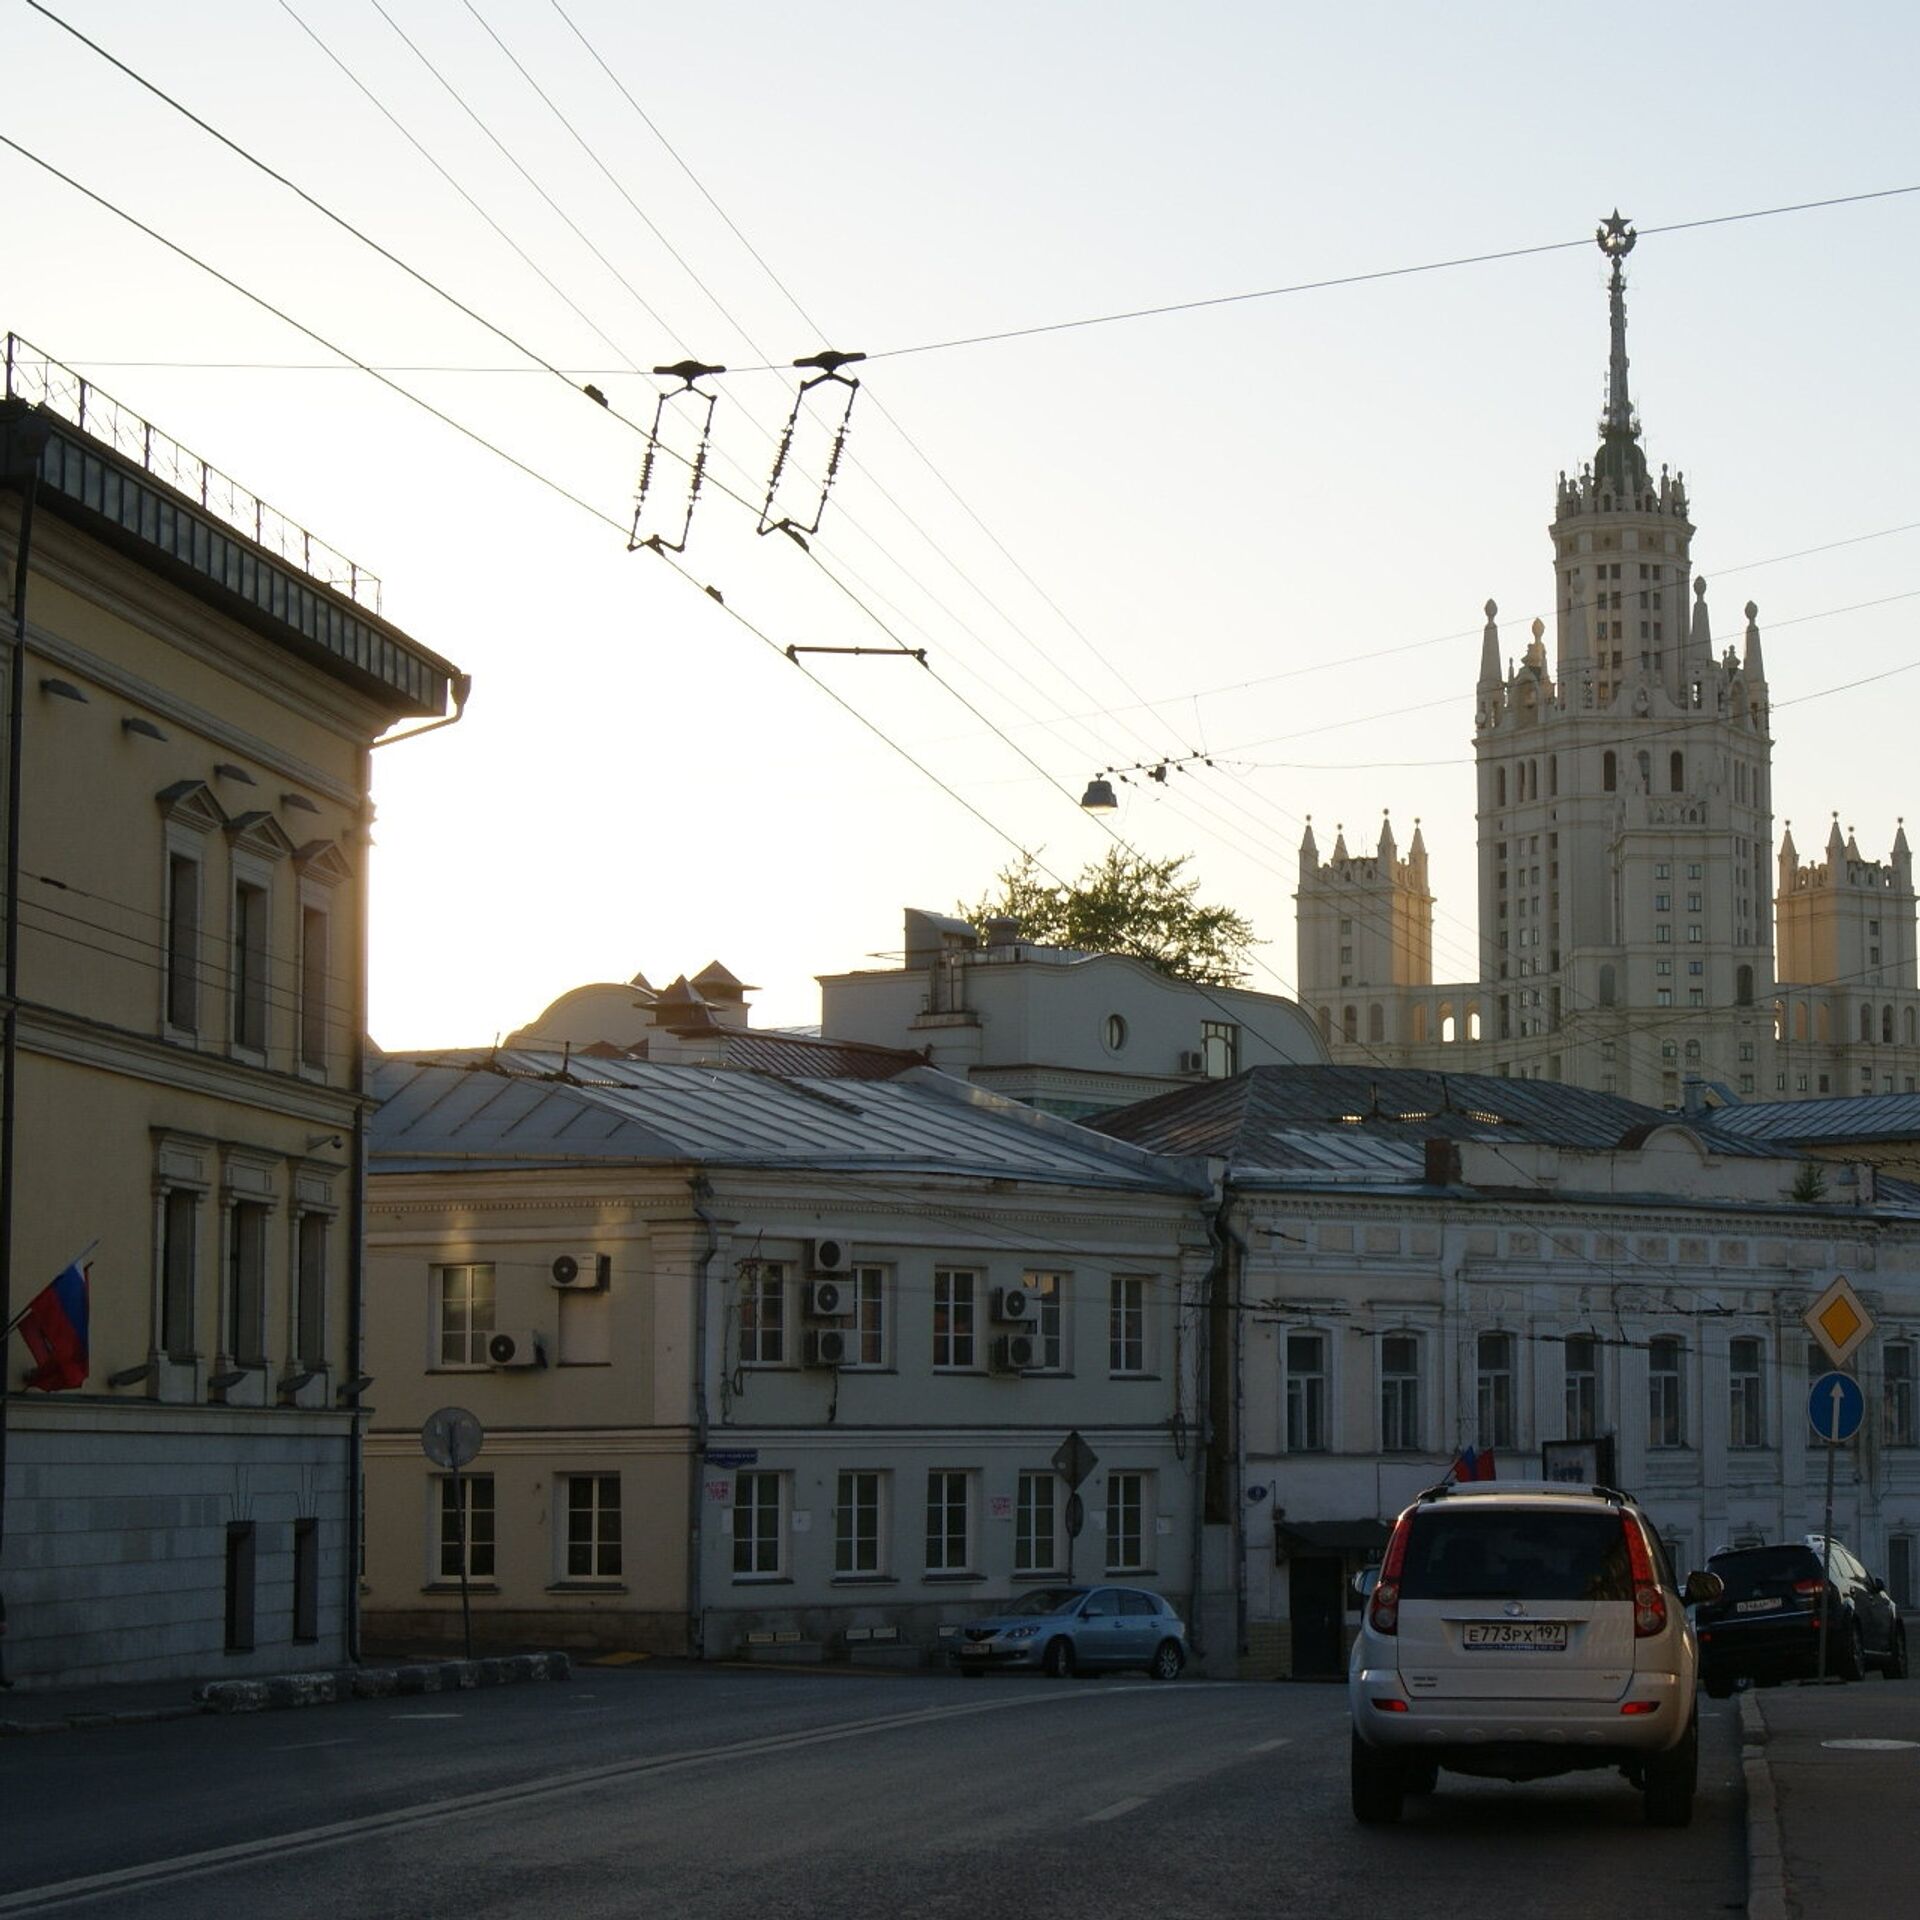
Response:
[731,1575,794,1586]
[829,1575,899,1587]
[546,1581,628,1594]
[422,1582,499,1595]
[923,1572,986,1584]
[1109,1373,1161,1383]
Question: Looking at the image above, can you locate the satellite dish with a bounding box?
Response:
[421,1406,484,1470]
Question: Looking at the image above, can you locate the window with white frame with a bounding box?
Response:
[1477,1331,1516,1449]
[848,1266,888,1368]
[1648,1335,1687,1449]
[165,850,202,1035]
[1015,1470,1060,1574]
[1379,1332,1420,1451]
[230,872,271,1055]
[1024,1270,1066,1371]
[299,903,330,1071]
[834,1470,885,1575]
[295,1211,327,1370]
[563,1474,622,1579]
[1884,1342,1916,1448]
[925,1470,972,1573]
[732,1471,785,1578]
[226,1201,269,1365]
[160,1186,198,1357]
[438,1473,494,1580]
[1201,1020,1239,1078]
[435,1263,495,1367]
[1105,1471,1149,1572]
[738,1262,786,1367]
[932,1269,977,1370]
[1563,1332,1599,1439]
[1287,1332,1329,1451]
[1729,1336,1765,1449]
[1109,1276,1148,1376]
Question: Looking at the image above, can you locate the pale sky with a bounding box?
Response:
[6,1,1918,1046]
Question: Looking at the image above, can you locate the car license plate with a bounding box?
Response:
[960,1643,990,1657]
[1462,1622,1568,1650]
[1735,1598,1783,1613]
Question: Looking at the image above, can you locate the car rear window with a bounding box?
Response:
[1708,1546,1821,1600]
[1398,1508,1634,1602]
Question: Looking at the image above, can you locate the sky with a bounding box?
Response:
[5,0,1919,1047]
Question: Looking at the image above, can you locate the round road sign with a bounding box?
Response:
[422,1406,485,1469]
[1806,1371,1864,1444]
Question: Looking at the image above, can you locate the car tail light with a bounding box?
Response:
[1791,1578,1826,1599]
[1620,1700,1659,1715]
[1370,1509,1415,1636]
[1622,1515,1666,1638]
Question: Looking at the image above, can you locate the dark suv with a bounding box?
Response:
[1695,1538,1907,1693]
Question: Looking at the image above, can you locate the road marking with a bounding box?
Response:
[1821,1737,1918,1751]
[1246,1737,1292,1753]
[0,1688,1153,1913]
[1085,1796,1150,1823]
[266,1738,355,1753]
[388,1713,461,1721]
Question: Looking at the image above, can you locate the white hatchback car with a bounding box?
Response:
[1348,1480,1721,1826]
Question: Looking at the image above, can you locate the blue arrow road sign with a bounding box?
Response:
[1807,1370,1865,1443]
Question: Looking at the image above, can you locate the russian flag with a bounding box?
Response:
[17,1261,89,1392]
[1451,1445,1497,1483]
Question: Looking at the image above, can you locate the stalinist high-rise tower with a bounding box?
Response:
[1296,212,1919,1106]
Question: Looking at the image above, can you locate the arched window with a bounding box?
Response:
[1772,999,1785,1042]
[1342,1005,1357,1044]
[1669,750,1684,793]
[1861,1003,1874,1043]
[1885,1006,1896,1045]
[1368,1003,1385,1044]
[1439,1002,1456,1044]
[1636,750,1651,790]
[1906,1008,1916,1047]
[1598,963,1617,1007]
[1684,1039,1701,1064]
[1467,1005,1483,1042]
[1496,767,1507,807]
[1603,750,1617,792]
[1527,759,1538,801]
[1736,965,1754,1007]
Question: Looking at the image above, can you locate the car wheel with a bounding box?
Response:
[1837,1621,1866,1683]
[1148,1639,1185,1682]
[1350,1732,1405,1825]
[1403,1760,1439,1795]
[1643,1715,1697,1828]
[1888,1626,1910,1681]
[1042,1636,1075,1679]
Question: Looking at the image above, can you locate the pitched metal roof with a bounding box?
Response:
[1696,1093,1920,1146]
[369,1051,1208,1192]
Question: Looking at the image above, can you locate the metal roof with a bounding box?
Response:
[369,1051,1208,1192]
[1696,1093,1920,1146]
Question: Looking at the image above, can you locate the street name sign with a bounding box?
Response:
[1803,1275,1874,1369]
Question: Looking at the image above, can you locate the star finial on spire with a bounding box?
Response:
[1597,209,1636,259]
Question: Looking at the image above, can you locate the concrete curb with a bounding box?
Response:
[1740,1691,1790,1920]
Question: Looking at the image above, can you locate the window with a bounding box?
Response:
[224,1522,257,1652]
[1103,1013,1127,1052]
[1380,1333,1420,1451]
[1564,1333,1599,1439]
[835,1470,885,1575]
[1024,1270,1066,1371]
[564,1474,622,1579]
[1655,925,1671,944]
[1015,1471,1060,1574]
[732,1471,785,1578]
[1655,862,1671,880]
[227,1200,268,1364]
[1687,925,1702,943]
[1649,1336,1686,1449]
[296,904,330,1070]
[1687,863,1702,880]
[1287,1332,1329,1450]
[739,1262,786,1366]
[1477,1331,1516,1449]
[1686,892,1702,913]
[925,1470,972,1573]
[933,1269,978,1369]
[292,1517,319,1642]
[1885,1343,1916,1448]
[1105,1472,1148,1572]
[231,877,270,1053]
[1109,1276,1147,1375]
[1729,1337,1765,1449]
[849,1266,887,1368]
[161,1187,198,1356]
[1654,893,1670,912]
[435,1263,495,1367]
[1201,1020,1239,1078]
[294,1212,326,1370]
[166,852,201,1033]
[438,1473,495,1580]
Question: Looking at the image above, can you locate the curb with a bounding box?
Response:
[1740,1691,1789,1920]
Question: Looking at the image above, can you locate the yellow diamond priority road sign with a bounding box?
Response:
[1804,1274,1875,1369]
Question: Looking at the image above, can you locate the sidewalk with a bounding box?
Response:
[1743,1676,1918,1919]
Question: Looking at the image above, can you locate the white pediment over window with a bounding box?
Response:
[225,810,298,861]
[155,780,226,833]
[294,839,354,887]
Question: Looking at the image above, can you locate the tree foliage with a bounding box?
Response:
[961,849,1257,986]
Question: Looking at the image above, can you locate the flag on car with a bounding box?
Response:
[13,1261,90,1391]
[1450,1445,1497,1482]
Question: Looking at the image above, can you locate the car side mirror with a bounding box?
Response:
[1352,1567,1380,1601]
[1870,1575,1887,1596]
[1684,1570,1724,1605]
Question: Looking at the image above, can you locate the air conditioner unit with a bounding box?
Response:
[486,1329,546,1369]
[807,1236,854,1274]
[991,1286,1034,1324]
[993,1332,1037,1373]
[805,1327,851,1369]
[550,1252,611,1291]
[805,1277,854,1319]
[1178,1049,1206,1073]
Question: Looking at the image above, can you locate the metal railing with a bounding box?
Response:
[5,334,382,611]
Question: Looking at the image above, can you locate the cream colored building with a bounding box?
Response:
[0,350,462,1684]
[362,1053,1227,1666]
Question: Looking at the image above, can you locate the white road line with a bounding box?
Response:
[388,1713,461,1721]
[1085,1796,1151,1824]
[266,1739,355,1753]
[1246,1737,1292,1753]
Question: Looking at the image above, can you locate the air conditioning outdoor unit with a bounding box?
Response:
[550,1253,612,1291]
[807,1236,854,1274]
[805,1277,854,1319]
[991,1286,1034,1324]
[993,1333,1037,1373]
[1178,1049,1206,1073]
[805,1327,851,1369]
[486,1329,546,1369]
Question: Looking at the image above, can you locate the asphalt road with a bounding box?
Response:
[0,1669,1746,1918]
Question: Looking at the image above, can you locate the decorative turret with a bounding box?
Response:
[1593,209,1650,500]
[1743,600,1766,687]
[1299,815,1318,879]
[1479,599,1502,691]
[1684,576,1714,683]
[1377,811,1397,860]
[1408,819,1428,885]
[1779,822,1799,891]
[1895,820,1912,888]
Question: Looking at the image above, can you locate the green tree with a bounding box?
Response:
[961,849,1256,986]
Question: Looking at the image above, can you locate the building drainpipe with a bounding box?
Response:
[1220,1201,1255,1668]
[687,1175,719,1660]
[1190,1194,1226,1662]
